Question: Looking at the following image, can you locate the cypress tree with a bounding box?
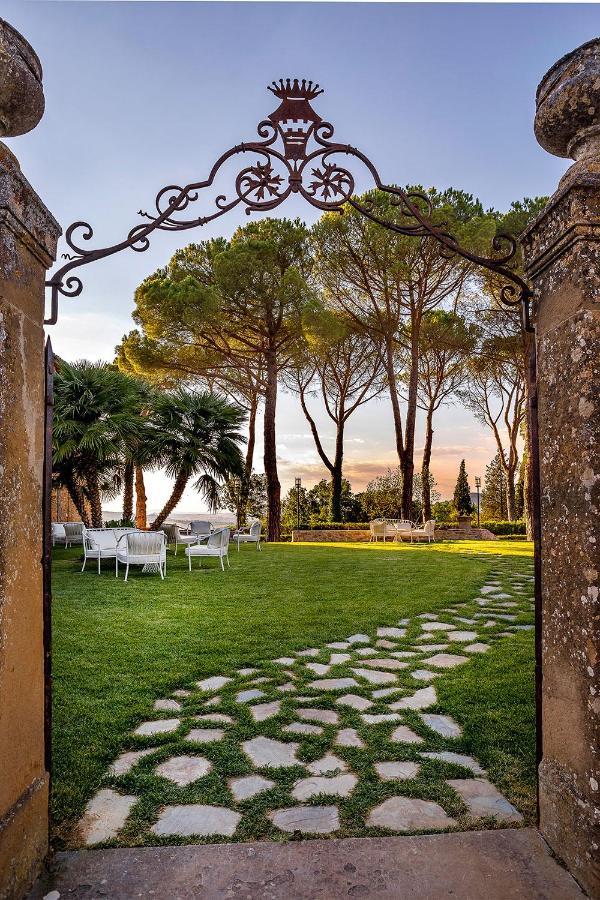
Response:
[453,459,473,516]
[481,453,508,520]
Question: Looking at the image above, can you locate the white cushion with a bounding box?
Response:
[88,530,117,550]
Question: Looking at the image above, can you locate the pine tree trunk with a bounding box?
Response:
[135,465,147,529]
[401,331,420,520]
[240,394,258,527]
[122,461,134,523]
[263,350,281,542]
[506,469,516,522]
[330,424,345,522]
[152,470,190,530]
[385,341,406,471]
[421,407,434,522]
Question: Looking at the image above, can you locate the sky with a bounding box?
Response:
[5,2,588,514]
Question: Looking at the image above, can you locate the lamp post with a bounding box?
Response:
[295,477,302,530]
[475,476,481,527]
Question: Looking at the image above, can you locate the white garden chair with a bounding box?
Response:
[232,520,262,551]
[189,520,212,537]
[51,523,66,546]
[115,531,167,581]
[410,519,436,543]
[369,520,387,542]
[82,526,118,574]
[185,527,230,571]
[392,520,413,542]
[63,522,83,548]
[163,523,198,554]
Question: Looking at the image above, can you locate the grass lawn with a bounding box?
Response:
[51,539,535,847]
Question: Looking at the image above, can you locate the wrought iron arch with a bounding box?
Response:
[45,78,532,327]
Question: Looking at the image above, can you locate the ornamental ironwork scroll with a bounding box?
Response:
[45,78,533,326]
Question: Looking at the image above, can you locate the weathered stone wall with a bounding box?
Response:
[522,38,600,898]
[290,528,497,543]
[0,20,60,900]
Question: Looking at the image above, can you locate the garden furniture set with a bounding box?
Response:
[369,519,436,543]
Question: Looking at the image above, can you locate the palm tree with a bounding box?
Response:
[53,361,147,527]
[149,388,246,529]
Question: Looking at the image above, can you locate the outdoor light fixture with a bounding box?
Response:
[475,476,481,527]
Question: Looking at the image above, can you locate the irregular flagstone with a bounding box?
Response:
[292,773,357,801]
[172,689,192,698]
[327,641,351,650]
[249,677,271,685]
[134,718,180,737]
[390,686,437,710]
[490,593,513,599]
[372,687,404,699]
[197,676,232,692]
[447,778,523,823]
[482,620,497,628]
[79,789,136,845]
[273,657,295,665]
[447,630,479,642]
[361,658,409,671]
[297,707,339,725]
[422,714,462,738]
[362,713,402,725]
[421,622,453,632]
[307,753,348,775]
[476,599,492,606]
[416,644,448,652]
[367,796,456,831]
[337,693,373,711]
[155,755,212,786]
[346,633,370,644]
[375,639,397,649]
[195,713,234,725]
[454,617,476,625]
[185,728,225,744]
[423,653,469,669]
[250,701,282,722]
[375,761,421,781]
[329,653,351,665]
[309,677,358,691]
[480,586,497,594]
[335,728,364,748]
[296,648,320,657]
[377,627,406,639]
[276,682,296,693]
[109,748,156,777]
[417,613,439,620]
[229,774,275,802]
[154,698,182,712]
[269,806,340,834]
[243,736,301,768]
[236,668,258,677]
[391,651,418,658]
[421,751,485,775]
[152,804,240,838]
[354,647,377,656]
[351,667,397,685]
[283,722,323,736]
[236,688,266,703]
[410,670,438,681]
[390,724,424,744]
[464,643,490,653]
[306,662,331,676]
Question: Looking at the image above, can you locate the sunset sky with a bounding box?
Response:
[6,2,589,512]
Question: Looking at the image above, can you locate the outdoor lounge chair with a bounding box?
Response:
[63,522,83,548]
[185,527,230,571]
[410,519,436,543]
[51,523,66,546]
[115,531,167,581]
[82,527,118,574]
[189,520,212,537]
[369,520,387,542]
[163,523,198,554]
[232,520,262,551]
[392,520,413,541]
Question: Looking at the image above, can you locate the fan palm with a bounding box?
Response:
[53,361,148,526]
[149,388,246,529]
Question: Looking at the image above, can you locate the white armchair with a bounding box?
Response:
[410,519,436,543]
[163,523,198,555]
[369,520,387,542]
[51,523,66,546]
[392,520,413,542]
[232,521,262,551]
[82,527,118,574]
[116,531,167,581]
[63,522,83,547]
[185,528,230,571]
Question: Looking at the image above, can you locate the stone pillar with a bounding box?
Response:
[522,39,600,898]
[0,19,60,900]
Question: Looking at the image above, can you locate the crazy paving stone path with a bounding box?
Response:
[78,555,534,847]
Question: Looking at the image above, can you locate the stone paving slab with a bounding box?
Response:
[78,790,136,846]
[31,830,585,899]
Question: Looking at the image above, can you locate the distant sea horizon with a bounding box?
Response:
[103,510,236,528]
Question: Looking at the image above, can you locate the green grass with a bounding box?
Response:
[51,539,535,847]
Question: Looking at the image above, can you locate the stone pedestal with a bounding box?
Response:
[522,38,600,898]
[0,20,60,900]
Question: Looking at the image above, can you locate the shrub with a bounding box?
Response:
[480,520,526,535]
